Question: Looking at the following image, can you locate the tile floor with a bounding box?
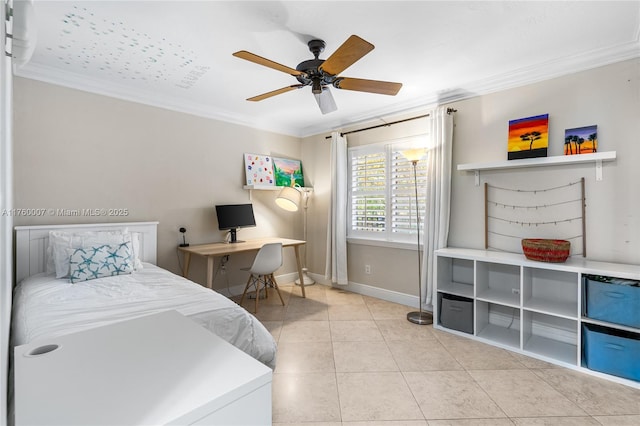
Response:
[234,283,640,426]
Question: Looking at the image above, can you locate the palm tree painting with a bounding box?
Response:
[273,157,305,187]
[508,114,549,160]
[564,125,597,155]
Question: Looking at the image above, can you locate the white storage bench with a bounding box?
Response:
[14,310,273,425]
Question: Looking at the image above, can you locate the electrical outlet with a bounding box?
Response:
[512,288,520,295]
[365,264,371,274]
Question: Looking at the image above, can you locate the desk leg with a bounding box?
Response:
[182,252,191,278]
[293,245,306,298]
[206,257,214,289]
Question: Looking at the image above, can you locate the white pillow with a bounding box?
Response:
[68,242,134,283]
[49,229,139,278]
[129,232,144,271]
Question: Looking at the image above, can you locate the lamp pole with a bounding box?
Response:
[296,188,315,285]
[406,158,432,325]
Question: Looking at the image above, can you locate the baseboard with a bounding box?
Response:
[317,275,433,312]
[215,271,433,313]
[213,272,310,298]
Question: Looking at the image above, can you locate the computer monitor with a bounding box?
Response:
[215,203,256,243]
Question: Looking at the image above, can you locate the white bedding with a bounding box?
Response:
[12,263,277,368]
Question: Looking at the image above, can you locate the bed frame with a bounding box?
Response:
[14,222,159,284]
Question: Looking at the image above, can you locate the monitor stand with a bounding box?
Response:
[228,229,244,244]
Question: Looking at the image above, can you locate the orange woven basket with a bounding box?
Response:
[521,239,570,263]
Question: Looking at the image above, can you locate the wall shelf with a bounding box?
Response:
[243,185,314,191]
[243,185,282,191]
[458,151,616,185]
[243,185,313,200]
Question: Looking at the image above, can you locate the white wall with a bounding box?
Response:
[12,58,640,302]
[447,58,640,265]
[302,58,640,302]
[12,77,304,290]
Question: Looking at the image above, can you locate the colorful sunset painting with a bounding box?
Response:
[273,157,305,187]
[564,125,597,155]
[508,114,549,160]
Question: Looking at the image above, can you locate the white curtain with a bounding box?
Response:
[325,131,349,285]
[422,107,454,306]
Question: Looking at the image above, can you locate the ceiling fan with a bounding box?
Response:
[232,35,402,114]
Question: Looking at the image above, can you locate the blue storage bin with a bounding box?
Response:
[584,276,640,328]
[582,324,640,382]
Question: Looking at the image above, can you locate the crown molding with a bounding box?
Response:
[298,38,640,138]
[14,36,640,139]
[13,62,298,137]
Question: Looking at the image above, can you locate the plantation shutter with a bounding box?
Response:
[348,137,428,242]
[391,149,427,236]
[350,150,386,233]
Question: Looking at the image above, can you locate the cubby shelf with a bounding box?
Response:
[457,151,616,185]
[524,335,577,365]
[435,247,640,389]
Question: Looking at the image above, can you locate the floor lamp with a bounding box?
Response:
[402,148,433,325]
[275,185,315,285]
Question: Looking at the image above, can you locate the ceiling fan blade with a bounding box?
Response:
[233,50,304,77]
[313,87,337,115]
[334,77,402,96]
[247,85,304,102]
[319,35,374,76]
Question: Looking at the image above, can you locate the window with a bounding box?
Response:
[348,137,428,244]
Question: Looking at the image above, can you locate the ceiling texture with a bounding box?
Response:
[11,1,640,137]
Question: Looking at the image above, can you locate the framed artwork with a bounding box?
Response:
[244,153,274,186]
[507,114,549,160]
[564,125,597,155]
[272,157,304,187]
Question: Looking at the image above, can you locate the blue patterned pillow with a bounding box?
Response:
[68,242,134,283]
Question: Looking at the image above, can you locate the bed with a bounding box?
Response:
[11,222,277,369]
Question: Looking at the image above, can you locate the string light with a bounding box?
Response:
[485,179,585,255]
[489,180,581,193]
[488,215,582,226]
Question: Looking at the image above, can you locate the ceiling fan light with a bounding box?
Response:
[314,87,337,115]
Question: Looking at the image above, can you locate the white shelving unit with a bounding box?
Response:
[435,247,640,388]
[457,151,616,185]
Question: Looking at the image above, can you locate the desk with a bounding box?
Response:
[178,237,307,298]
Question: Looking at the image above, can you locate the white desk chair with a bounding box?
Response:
[240,242,285,313]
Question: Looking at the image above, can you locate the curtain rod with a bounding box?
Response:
[324,107,457,139]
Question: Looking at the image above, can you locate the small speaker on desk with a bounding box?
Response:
[179,227,189,247]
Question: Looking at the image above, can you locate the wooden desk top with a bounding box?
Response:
[177,237,306,257]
